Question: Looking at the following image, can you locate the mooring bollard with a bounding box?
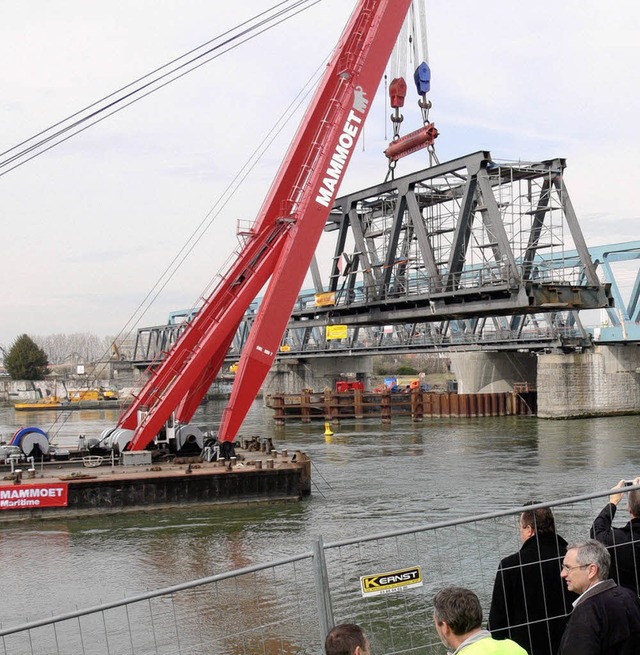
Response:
[266,459,274,469]
[255,460,262,469]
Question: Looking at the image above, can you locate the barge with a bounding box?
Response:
[14,399,127,412]
[0,442,310,523]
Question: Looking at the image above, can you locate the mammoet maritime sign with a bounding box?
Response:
[0,483,69,510]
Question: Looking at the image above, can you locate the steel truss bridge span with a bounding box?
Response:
[133,151,614,365]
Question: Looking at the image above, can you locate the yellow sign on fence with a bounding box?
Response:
[360,566,423,597]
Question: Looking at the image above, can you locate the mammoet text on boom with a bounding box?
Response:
[315,86,368,208]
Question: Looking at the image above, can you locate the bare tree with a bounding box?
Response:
[33,333,114,364]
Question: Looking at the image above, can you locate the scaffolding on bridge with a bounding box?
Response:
[133,152,623,366]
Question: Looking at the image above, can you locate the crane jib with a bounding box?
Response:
[119,0,415,451]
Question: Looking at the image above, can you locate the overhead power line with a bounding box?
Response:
[0,0,322,178]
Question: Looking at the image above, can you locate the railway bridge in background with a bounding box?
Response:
[132,152,640,418]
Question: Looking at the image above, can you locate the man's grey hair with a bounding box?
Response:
[629,488,640,517]
[567,539,610,580]
[433,587,483,635]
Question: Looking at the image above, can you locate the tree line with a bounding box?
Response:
[32,332,117,364]
[1,333,120,380]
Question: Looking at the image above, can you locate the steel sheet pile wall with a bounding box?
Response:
[267,389,537,423]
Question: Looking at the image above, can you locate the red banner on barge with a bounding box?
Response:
[0,483,69,510]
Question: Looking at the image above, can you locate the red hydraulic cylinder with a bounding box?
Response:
[384,123,439,161]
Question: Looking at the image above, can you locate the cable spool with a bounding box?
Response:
[11,427,50,457]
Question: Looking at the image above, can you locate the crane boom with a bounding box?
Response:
[122,0,414,452]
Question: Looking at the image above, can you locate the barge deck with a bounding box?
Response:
[0,444,310,523]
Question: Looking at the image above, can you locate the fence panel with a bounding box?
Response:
[322,493,617,655]
[0,488,632,655]
[0,554,324,655]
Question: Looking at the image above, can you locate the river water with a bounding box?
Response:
[1,400,639,640]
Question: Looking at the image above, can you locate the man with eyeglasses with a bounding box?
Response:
[488,504,575,655]
[591,477,640,595]
[558,539,640,654]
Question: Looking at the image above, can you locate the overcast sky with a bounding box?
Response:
[2,0,639,349]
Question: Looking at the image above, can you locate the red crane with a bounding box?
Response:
[118,0,415,454]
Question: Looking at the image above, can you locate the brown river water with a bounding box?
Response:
[0,400,639,647]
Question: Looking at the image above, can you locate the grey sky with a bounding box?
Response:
[2,0,638,348]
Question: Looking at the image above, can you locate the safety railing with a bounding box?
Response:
[0,485,633,655]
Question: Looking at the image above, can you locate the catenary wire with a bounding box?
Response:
[106,46,330,378]
[0,0,323,177]
[0,0,300,161]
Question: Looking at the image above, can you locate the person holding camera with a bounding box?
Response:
[591,477,640,595]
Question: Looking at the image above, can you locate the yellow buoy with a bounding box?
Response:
[324,421,334,437]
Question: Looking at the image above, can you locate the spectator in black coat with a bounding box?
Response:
[591,476,640,595]
[489,504,576,655]
[558,538,640,655]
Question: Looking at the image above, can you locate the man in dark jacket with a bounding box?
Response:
[558,539,640,655]
[489,505,575,655]
[591,476,640,595]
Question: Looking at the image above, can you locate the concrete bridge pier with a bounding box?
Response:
[537,345,640,418]
[449,352,537,394]
[263,356,374,397]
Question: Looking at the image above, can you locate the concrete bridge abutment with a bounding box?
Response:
[263,356,374,397]
[449,351,537,394]
[450,346,640,417]
[537,345,640,418]
[263,346,640,418]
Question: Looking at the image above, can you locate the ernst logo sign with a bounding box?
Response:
[360,566,423,597]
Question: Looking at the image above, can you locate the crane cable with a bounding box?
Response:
[0,0,323,178]
[384,0,437,181]
[413,1,439,166]
[104,39,333,379]
[411,0,429,66]
[11,0,328,372]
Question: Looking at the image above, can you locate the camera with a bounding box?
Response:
[624,480,636,487]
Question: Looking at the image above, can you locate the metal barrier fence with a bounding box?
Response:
[0,485,633,655]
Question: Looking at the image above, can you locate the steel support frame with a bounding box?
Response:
[132,158,629,369]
